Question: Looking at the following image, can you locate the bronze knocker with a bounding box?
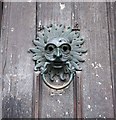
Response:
[29,24,87,90]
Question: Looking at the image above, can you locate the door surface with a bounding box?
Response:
[0,2,116,118]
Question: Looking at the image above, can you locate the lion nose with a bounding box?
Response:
[53,48,62,58]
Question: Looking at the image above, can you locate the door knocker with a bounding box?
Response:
[28,24,87,90]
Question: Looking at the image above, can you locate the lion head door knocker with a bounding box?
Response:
[29,24,87,90]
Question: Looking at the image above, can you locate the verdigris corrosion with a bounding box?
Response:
[29,24,87,90]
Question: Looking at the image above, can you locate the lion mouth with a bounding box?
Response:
[52,61,64,68]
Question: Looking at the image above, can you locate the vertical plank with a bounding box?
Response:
[73,72,83,118]
[0,2,3,119]
[1,3,36,118]
[74,2,114,118]
[37,2,74,26]
[0,2,3,35]
[32,72,42,118]
[112,2,116,117]
[36,2,75,118]
[106,2,116,118]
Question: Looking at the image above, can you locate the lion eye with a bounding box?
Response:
[61,44,71,53]
[48,46,54,52]
[45,44,55,53]
[62,46,68,52]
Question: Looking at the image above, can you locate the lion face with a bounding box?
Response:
[29,24,87,89]
[44,38,71,68]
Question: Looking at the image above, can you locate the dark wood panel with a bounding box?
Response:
[74,2,114,118]
[36,2,75,118]
[1,3,36,118]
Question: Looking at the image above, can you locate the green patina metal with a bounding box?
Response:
[29,24,87,90]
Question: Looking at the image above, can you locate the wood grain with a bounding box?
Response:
[113,2,116,117]
[1,3,36,118]
[74,2,114,118]
[0,2,2,35]
[0,2,3,119]
[1,2,115,118]
[36,2,75,118]
[106,2,116,118]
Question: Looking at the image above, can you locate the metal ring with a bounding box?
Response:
[42,72,74,90]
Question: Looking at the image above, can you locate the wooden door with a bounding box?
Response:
[0,2,116,118]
